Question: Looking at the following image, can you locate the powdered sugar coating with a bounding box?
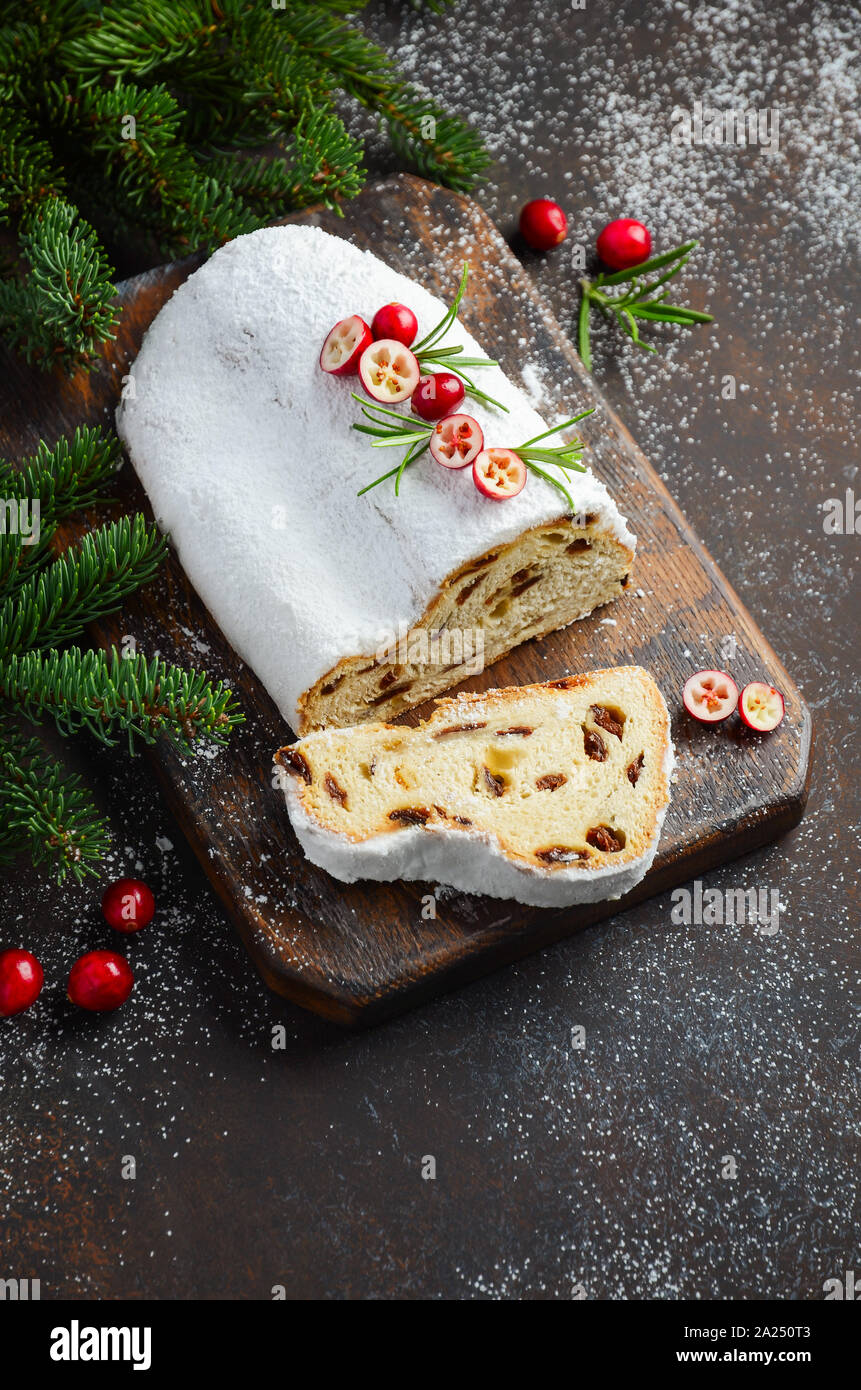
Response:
[117,225,634,731]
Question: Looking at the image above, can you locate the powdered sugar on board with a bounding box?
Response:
[117,225,633,732]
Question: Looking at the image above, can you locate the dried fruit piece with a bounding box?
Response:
[320,315,373,375]
[495,725,533,737]
[739,682,785,732]
[389,807,431,826]
[456,575,485,606]
[583,727,608,761]
[534,846,589,864]
[590,704,624,739]
[429,413,484,469]
[682,669,739,723]
[483,766,506,797]
[325,773,348,808]
[370,681,413,705]
[626,752,645,785]
[586,825,625,853]
[511,573,542,598]
[535,773,566,791]
[282,747,312,783]
[432,722,488,738]
[566,538,591,554]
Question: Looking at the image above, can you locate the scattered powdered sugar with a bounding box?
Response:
[1,0,856,1300]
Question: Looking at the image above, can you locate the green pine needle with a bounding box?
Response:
[0,425,245,881]
[0,646,243,754]
[0,0,490,372]
[0,514,168,660]
[0,718,110,883]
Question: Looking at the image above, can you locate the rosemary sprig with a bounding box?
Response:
[352,395,433,497]
[514,409,595,510]
[577,241,713,372]
[413,262,508,412]
[354,401,597,507]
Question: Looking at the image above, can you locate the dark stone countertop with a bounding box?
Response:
[1,0,857,1299]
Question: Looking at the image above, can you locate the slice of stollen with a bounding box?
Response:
[275,667,673,908]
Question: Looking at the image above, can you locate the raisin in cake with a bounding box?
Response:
[275,668,673,908]
[117,224,635,734]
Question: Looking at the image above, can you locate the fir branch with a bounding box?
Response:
[0,196,119,370]
[266,3,489,192]
[0,0,490,370]
[0,108,66,218]
[0,717,110,882]
[0,514,167,660]
[58,0,224,80]
[0,646,243,754]
[0,423,121,520]
[0,424,122,602]
[202,110,364,214]
[47,76,261,256]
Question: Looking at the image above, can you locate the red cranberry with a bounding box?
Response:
[596,218,652,270]
[101,878,155,933]
[519,199,568,251]
[371,302,418,348]
[68,951,134,1012]
[411,372,465,422]
[0,949,44,1017]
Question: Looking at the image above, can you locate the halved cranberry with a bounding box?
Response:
[429,414,484,469]
[411,372,465,422]
[319,315,373,376]
[358,339,421,404]
[473,448,527,500]
[739,682,785,732]
[682,669,739,723]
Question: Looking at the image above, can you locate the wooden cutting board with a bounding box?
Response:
[0,175,811,1025]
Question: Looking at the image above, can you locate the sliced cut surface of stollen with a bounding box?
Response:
[275,667,674,908]
[116,224,635,734]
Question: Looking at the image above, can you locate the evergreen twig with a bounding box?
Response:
[0,425,244,882]
[0,647,242,754]
[0,717,110,883]
[0,0,489,371]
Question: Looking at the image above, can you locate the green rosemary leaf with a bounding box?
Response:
[577,290,592,372]
[520,409,595,450]
[357,465,400,497]
[413,262,469,354]
[394,436,430,496]
[630,304,714,323]
[597,241,698,287]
